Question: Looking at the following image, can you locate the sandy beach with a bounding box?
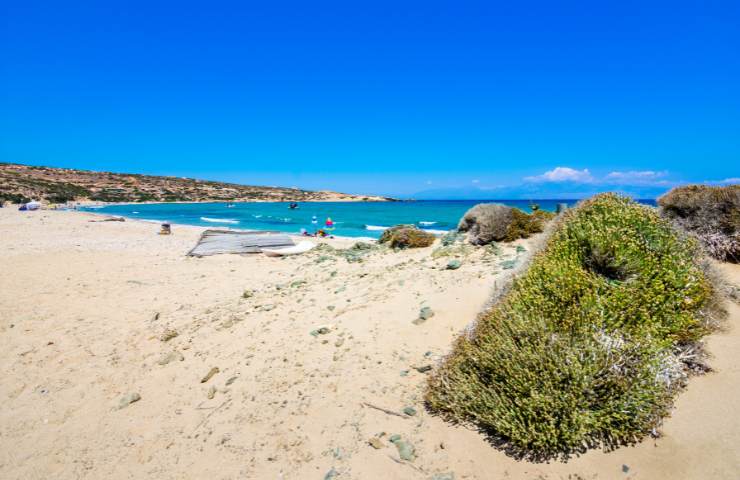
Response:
[1,208,738,480]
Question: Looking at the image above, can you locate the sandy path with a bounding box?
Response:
[1,208,738,479]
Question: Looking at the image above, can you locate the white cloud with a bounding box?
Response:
[525,167,593,183]
[714,177,740,185]
[605,170,669,185]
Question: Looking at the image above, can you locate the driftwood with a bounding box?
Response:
[187,229,293,256]
[361,402,408,418]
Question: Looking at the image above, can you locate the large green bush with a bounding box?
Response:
[426,193,716,458]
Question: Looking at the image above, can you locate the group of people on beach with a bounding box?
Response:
[300,215,335,238]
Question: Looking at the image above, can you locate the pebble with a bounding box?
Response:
[414,364,433,373]
[311,326,332,336]
[159,329,178,342]
[500,259,517,270]
[368,437,384,449]
[390,437,416,461]
[324,467,338,479]
[430,474,455,480]
[206,385,216,399]
[157,350,184,365]
[413,306,435,325]
[201,367,220,383]
[446,259,462,270]
[403,406,417,416]
[117,392,141,409]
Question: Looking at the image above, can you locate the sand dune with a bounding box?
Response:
[1,208,738,479]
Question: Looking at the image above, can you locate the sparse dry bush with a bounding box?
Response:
[458,204,554,245]
[658,184,740,262]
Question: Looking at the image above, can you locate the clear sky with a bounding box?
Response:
[1,1,738,197]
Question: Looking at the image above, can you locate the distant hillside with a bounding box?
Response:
[0,163,394,204]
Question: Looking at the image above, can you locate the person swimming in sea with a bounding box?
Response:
[325,217,334,230]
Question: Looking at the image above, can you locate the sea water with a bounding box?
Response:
[82,199,656,239]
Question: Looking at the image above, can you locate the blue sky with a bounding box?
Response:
[1,1,738,198]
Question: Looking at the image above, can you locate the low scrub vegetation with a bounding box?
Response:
[427,193,720,458]
[504,209,555,242]
[658,184,739,262]
[0,191,31,204]
[379,225,436,248]
[458,203,553,245]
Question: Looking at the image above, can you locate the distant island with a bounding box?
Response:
[0,162,395,204]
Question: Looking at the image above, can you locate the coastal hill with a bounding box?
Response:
[0,162,394,204]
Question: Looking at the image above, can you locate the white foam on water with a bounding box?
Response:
[422,228,450,235]
[418,221,437,226]
[200,217,239,224]
[365,225,390,231]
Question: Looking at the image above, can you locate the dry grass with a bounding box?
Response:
[658,184,740,262]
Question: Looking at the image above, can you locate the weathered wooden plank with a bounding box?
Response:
[187,230,295,257]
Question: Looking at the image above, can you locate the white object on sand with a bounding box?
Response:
[262,240,316,257]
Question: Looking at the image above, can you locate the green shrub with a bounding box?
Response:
[503,209,555,242]
[658,184,740,262]
[426,193,716,458]
[379,225,436,249]
[0,191,31,204]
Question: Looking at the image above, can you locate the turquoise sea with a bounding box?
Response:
[83,199,657,239]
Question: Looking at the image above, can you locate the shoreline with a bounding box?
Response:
[76,208,380,243]
[74,203,457,240]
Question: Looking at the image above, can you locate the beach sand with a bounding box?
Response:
[1,208,738,479]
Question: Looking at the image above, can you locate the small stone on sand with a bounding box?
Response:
[157,351,184,365]
[159,328,178,342]
[368,437,384,449]
[117,392,141,409]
